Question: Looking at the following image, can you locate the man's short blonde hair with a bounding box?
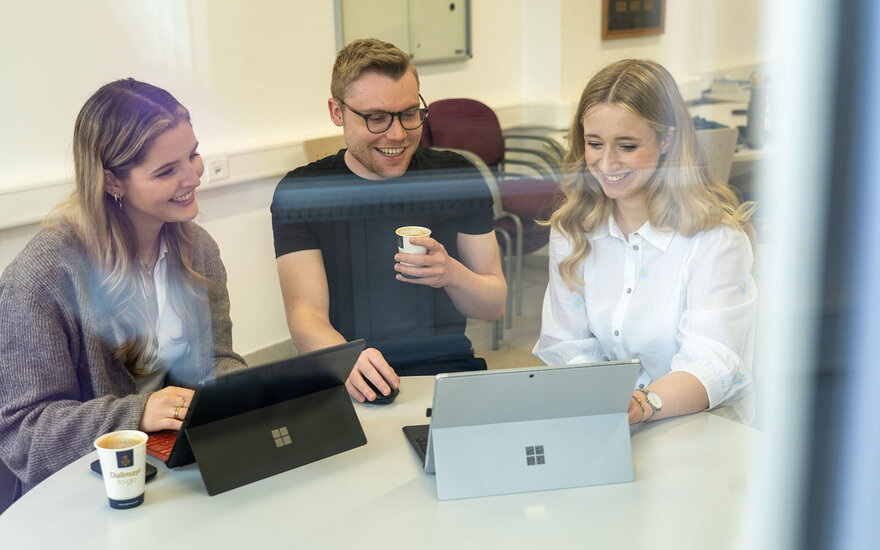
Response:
[331,38,419,100]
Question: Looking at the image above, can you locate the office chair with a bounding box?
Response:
[501,125,567,178]
[303,134,348,164]
[420,98,563,317]
[431,147,515,350]
[420,98,563,179]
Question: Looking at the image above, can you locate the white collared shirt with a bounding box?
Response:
[134,239,189,393]
[533,215,756,410]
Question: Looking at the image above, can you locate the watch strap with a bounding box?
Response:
[634,389,660,422]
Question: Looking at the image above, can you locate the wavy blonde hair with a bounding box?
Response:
[47,79,209,376]
[550,59,754,289]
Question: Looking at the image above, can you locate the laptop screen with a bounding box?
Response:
[160,339,365,468]
[404,360,641,500]
[188,339,366,430]
[430,360,641,429]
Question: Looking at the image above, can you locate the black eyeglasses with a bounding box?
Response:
[335,94,429,134]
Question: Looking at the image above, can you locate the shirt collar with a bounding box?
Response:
[637,221,675,251]
[588,217,612,241]
[590,214,675,252]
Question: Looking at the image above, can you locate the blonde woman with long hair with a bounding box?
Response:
[0,79,245,496]
[534,60,756,425]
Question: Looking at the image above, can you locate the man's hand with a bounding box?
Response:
[394,236,460,288]
[345,348,401,403]
[394,231,505,321]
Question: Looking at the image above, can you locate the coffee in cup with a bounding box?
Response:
[396,226,431,278]
[396,226,430,238]
[94,430,148,509]
[98,434,145,450]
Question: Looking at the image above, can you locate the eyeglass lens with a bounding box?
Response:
[365,109,427,133]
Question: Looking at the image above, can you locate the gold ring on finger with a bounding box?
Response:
[172,406,181,420]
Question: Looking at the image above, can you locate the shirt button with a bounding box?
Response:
[633,245,639,251]
[614,330,620,336]
[639,384,645,389]
[626,288,632,294]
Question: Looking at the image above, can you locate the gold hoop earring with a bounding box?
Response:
[113,193,123,211]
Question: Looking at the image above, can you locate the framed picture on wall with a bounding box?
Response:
[602,0,665,40]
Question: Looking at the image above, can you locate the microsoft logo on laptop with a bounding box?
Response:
[271,427,292,448]
[525,445,545,466]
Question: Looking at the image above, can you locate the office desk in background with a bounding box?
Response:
[0,376,757,549]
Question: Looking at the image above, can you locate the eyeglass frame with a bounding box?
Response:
[333,94,429,134]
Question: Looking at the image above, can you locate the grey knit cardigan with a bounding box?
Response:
[0,222,246,494]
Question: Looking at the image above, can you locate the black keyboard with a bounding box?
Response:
[402,424,430,465]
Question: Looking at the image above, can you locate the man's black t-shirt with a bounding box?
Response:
[270,148,494,373]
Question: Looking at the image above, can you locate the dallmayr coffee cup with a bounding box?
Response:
[94,430,148,510]
[396,226,431,278]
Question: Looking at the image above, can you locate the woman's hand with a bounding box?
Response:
[138,386,195,432]
[628,393,648,425]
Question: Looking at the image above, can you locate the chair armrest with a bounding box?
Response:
[502,157,553,180]
[504,133,566,159]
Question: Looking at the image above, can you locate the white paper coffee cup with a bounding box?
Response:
[396,226,431,278]
[94,430,148,510]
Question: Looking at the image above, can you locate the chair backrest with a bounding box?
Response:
[420,99,505,168]
[695,127,738,185]
[303,134,347,164]
[429,147,506,221]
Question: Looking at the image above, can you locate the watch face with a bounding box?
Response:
[646,391,662,409]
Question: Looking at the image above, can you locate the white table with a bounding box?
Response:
[0,377,757,549]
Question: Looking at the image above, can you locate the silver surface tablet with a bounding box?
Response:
[409,360,641,500]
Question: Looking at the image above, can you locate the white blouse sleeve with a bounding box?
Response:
[533,228,606,365]
[671,226,757,408]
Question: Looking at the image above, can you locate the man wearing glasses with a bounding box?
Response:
[271,39,506,402]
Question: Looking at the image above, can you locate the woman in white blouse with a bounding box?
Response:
[533,59,756,424]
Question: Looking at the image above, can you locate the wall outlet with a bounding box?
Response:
[206,157,229,182]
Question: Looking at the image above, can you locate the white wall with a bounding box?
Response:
[560,0,766,103]
[0,0,530,189]
[522,0,562,103]
[0,0,766,355]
